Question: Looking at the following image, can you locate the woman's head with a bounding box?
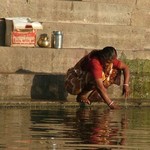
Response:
[90,46,117,63]
[101,46,117,62]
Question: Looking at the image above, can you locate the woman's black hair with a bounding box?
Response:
[90,46,117,62]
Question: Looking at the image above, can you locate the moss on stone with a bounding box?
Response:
[126,59,150,73]
[118,57,150,99]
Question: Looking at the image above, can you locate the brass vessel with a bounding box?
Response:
[37,34,50,48]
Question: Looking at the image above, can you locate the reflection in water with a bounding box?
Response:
[76,110,125,145]
[75,108,127,146]
[0,107,149,149]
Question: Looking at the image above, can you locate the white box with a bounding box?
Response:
[5,17,43,47]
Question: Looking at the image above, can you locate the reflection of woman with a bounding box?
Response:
[90,110,113,145]
[76,108,127,146]
[65,46,130,109]
[90,109,127,146]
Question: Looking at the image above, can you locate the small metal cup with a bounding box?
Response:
[51,31,63,49]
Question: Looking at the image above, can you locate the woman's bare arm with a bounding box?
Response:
[119,62,130,98]
[95,78,119,109]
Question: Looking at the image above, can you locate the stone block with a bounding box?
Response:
[82,0,136,4]
[136,0,150,10]
[36,1,132,25]
[144,31,150,49]
[130,74,150,99]
[0,47,150,74]
[0,0,132,25]
[0,73,67,101]
[38,22,144,50]
[0,47,90,73]
[131,9,150,27]
[0,72,149,100]
[0,0,148,51]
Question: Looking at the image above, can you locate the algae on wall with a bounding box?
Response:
[120,58,150,99]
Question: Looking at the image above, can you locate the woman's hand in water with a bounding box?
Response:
[109,101,120,109]
[122,84,130,98]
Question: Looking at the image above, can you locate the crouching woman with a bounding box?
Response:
[65,46,130,109]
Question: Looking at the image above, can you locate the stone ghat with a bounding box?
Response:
[0,47,150,100]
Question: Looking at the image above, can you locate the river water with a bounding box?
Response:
[0,105,149,150]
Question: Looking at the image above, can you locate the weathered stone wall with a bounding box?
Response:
[0,0,149,100]
[0,0,150,50]
[0,47,149,100]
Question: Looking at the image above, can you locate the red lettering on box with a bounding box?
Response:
[12,30,36,46]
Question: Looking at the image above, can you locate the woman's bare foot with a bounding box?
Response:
[76,94,91,105]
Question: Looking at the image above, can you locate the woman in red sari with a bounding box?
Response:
[65,46,130,109]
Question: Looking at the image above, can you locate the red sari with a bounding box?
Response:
[65,53,121,102]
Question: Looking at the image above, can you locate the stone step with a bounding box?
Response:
[0,47,90,73]
[37,2,132,25]
[0,47,150,74]
[0,73,67,101]
[0,73,124,100]
[1,20,145,50]
[0,0,149,50]
[0,0,135,23]
[37,22,144,50]
[0,72,149,100]
[0,46,149,100]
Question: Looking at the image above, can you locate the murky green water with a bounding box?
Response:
[0,106,149,150]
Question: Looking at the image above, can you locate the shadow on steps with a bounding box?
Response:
[31,74,68,101]
[16,69,68,101]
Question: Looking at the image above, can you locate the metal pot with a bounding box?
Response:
[37,34,50,48]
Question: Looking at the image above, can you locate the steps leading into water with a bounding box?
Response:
[0,0,150,100]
